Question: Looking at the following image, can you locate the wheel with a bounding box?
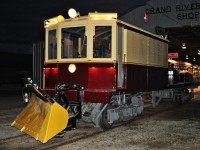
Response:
[99,104,113,130]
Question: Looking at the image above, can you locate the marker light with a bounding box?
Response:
[44,15,65,27]
[68,64,76,73]
[68,8,79,18]
[89,13,117,20]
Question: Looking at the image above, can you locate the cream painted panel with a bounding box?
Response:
[126,30,148,65]
[148,37,156,65]
[148,37,168,67]
[157,41,168,67]
[124,29,168,67]
[162,43,168,67]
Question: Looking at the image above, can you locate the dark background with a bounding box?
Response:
[0,0,148,87]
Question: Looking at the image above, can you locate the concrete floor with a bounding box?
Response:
[1,86,200,149]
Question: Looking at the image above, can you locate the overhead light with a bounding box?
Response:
[182,43,187,49]
[186,55,189,60]
[168,70,173,75]
[198,50,200,55]
[68,8,79,18]
[193,57,196,61]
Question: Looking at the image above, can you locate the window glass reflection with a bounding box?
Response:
[62,27,86,58]
[48,30,57,59]
[93,26,112,58]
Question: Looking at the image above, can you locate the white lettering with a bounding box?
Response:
[145,6,171,14]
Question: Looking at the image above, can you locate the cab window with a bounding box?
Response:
[61,26,86,58]
[93,26,112,58]
[48,30,57,59]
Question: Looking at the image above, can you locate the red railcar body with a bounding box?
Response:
[44,62,168,103]
[44,63,116,103]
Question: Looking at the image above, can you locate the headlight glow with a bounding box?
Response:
[68,64,76,73]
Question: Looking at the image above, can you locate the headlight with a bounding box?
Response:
[68,64,76,73]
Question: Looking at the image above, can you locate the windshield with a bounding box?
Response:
[93,26,112,58]
[48,30,57,59]
[61,26,86,58]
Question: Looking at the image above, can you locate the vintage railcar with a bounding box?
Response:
[12,9,198,143]
[41,9,196,129]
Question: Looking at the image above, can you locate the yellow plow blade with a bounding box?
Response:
[11,93,68,143]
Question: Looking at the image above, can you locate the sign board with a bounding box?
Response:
[168,52,179,58]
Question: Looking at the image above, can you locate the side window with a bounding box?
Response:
[61,26,86,58]
[93,26,112,58]
[48,30,57,59]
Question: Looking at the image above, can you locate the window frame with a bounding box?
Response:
[45,26,58,63]
[61,26,87,59]
[45,19,117,63]
[90,20,117,62]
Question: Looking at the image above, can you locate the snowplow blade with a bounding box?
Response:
[11,92,68,143]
